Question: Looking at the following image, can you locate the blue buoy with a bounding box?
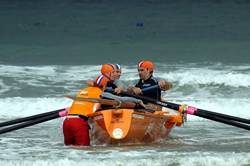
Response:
[136,22,144,27]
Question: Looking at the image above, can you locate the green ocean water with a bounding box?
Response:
[0,0,250,65]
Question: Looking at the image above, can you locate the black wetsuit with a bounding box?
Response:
[104,82,117,92]
[135,76,161,101]
[101,81,118,109]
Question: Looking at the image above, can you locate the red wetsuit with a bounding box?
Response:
[63,116,90,146]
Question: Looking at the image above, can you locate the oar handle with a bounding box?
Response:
[141,85,159,93]
[106,85,159,94]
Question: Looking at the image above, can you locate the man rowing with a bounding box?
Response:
[127,60,172,102]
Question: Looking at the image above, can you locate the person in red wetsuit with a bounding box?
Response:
[63,64,118,146]
[63,85,102,146]
[63,111,90,146]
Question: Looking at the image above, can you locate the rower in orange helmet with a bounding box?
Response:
[101,64,116,81]
[128,60,172,101]
[63,64,123,146]
[95,74,110,89]
[86,64,114,87]
[87,63,124,93]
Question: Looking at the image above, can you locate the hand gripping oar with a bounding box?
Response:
[0,109,68,135]
[0,108,65,128]
[114,91,250,130]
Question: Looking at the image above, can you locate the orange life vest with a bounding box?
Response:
[68,87,102,116]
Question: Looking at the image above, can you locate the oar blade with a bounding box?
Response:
[0,112,61,135]
[0,108,65,128]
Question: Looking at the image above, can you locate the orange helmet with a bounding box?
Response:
[95,74,109,88]
[138,60,154,71]
[101,64,115,75]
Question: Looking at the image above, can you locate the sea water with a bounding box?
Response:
[0,0,250,165]
[0,63,249,166]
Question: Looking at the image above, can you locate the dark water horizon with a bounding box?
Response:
[1,0,250,65]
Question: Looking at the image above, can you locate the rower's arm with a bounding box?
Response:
[158,79,173,91]
[86,80,96,87]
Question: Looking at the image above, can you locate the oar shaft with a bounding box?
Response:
[198,109,250,124]
[119,92,180,110]
[142,95,250,125]
[0,112,60,135]
[141,85,159,93]
[0,108,65,128]
[67,96,139,109]
[116,91,250,130]
[194,111,250,130]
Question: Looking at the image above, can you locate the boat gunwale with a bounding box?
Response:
[88,108,182,120]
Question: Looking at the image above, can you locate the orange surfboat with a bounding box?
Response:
[88,108,183,145]
[68,87,184,145]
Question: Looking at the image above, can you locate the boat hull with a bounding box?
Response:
[89,108,183,145]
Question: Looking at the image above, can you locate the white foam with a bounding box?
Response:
[0,97,72,118]
[0,79,11,94]
[1,64,250,89]
[0,64,101,85]
[0,63,249,121]
[0,151,249,166]
[0,96,249,120]
[168,98,250,120]
[161,68,250,87]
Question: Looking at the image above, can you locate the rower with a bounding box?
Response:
[87,64,125,94]
[127,60,172,110]
[63,86,102,146]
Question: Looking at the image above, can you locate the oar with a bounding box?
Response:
[188,107,250,124]
[148,99,250,125]
[66,96,155,113]
[115,92,250,130]
[134,86,250,124]
[0,109,68,135]
[66,96,141,109]
[141,85,159,93]
[185,106,250,130]
[0,108,65,128]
